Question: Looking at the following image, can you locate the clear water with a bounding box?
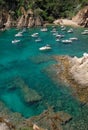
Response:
[0,26,88,118]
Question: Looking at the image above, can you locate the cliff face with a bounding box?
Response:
[72,6,88,27]
[0,8,43,30]
[0,6,88,29]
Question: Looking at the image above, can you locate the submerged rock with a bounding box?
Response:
[7,77,42,103]
[27,107,72,130]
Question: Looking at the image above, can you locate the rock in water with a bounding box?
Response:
[6,77,42,103]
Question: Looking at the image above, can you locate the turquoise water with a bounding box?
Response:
[0,26,88,118]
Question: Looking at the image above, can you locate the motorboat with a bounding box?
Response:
[56,34,64,38]
[69,37,78,41]
[61,25,64,28]
[52,32,58,35]
[56,38,60,42]
[15,32,22,37]
[12,39,20,44]
[84,29,88,32]
[51,28,57,33]
[39,45,51,51]
[35,38,42,42]
[61,27,66,31]
[31,33,39,37]
[81,31,88,35]
[67,28,73,33]
[40,28,48,32]
[62,39,72,43]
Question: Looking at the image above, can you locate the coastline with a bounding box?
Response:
[53,54,88,104]
[53,18,80,27]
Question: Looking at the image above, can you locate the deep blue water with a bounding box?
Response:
[0,26,88,118]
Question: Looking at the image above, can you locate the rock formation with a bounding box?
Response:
[53,53,88,103]
[27,107,72,130]
[72,6,88,27]
[0,8,43,30]
[17,8,43,28]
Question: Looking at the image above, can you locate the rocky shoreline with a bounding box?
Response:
[0,100,72,130]
[53,54,88,104]
[0,6,88,31]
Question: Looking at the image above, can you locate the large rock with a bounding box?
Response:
[70,53,88,87]
[72,6,88,27]
[28,107,72,130]
[53,54,88,103]
[35,16,43,26]
[0,117,15,130]
[28,16,35,27]
[4,14,15,28]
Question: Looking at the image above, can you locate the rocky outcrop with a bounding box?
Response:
[27,107,72,130]
[53,19,79,27]
[0,8,43,30]
[70,53,88,87]
[17,15,43,28]
[17,8,43,28]
[72,6,88,27]
[4,14,15,28]
[0,10,16,30]
[0,117,15,130]
[53,53,88,103]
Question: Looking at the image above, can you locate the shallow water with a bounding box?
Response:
[0,26,88,118]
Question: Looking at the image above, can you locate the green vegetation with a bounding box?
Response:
[0,0,88,21]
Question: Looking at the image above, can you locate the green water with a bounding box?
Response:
[0,26,88,118]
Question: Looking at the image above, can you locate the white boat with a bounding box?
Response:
[35,38,42,42]
[15,32,22,37]
[56,38,60,42]
[40,28,48,32]
[84,29,88,32]
[69,37,78,41]
[81,31,88,35]
[53,32,58,35]
[61,27,66,31]
[56,34,64,38]
[39,45,51,51]
[61,25,64,28]
[31,33,39,37]
[51,28,57,33]
[67,28,73,33]
[62,39,72,43]
[12,39,20,44]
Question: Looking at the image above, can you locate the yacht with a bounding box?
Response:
[12,39,20,44]
[67,28,73,33]
[56,34,64,38]
[61,27,66,31]
[56,38,60,42]
[81,31,88,35]
[35,38,42,42]
[15,32,22,37]
[40,28,48,32]
[69,37,78,41]
[62,39,72,43]
[31,33,39,37]
[39,45,51,51]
